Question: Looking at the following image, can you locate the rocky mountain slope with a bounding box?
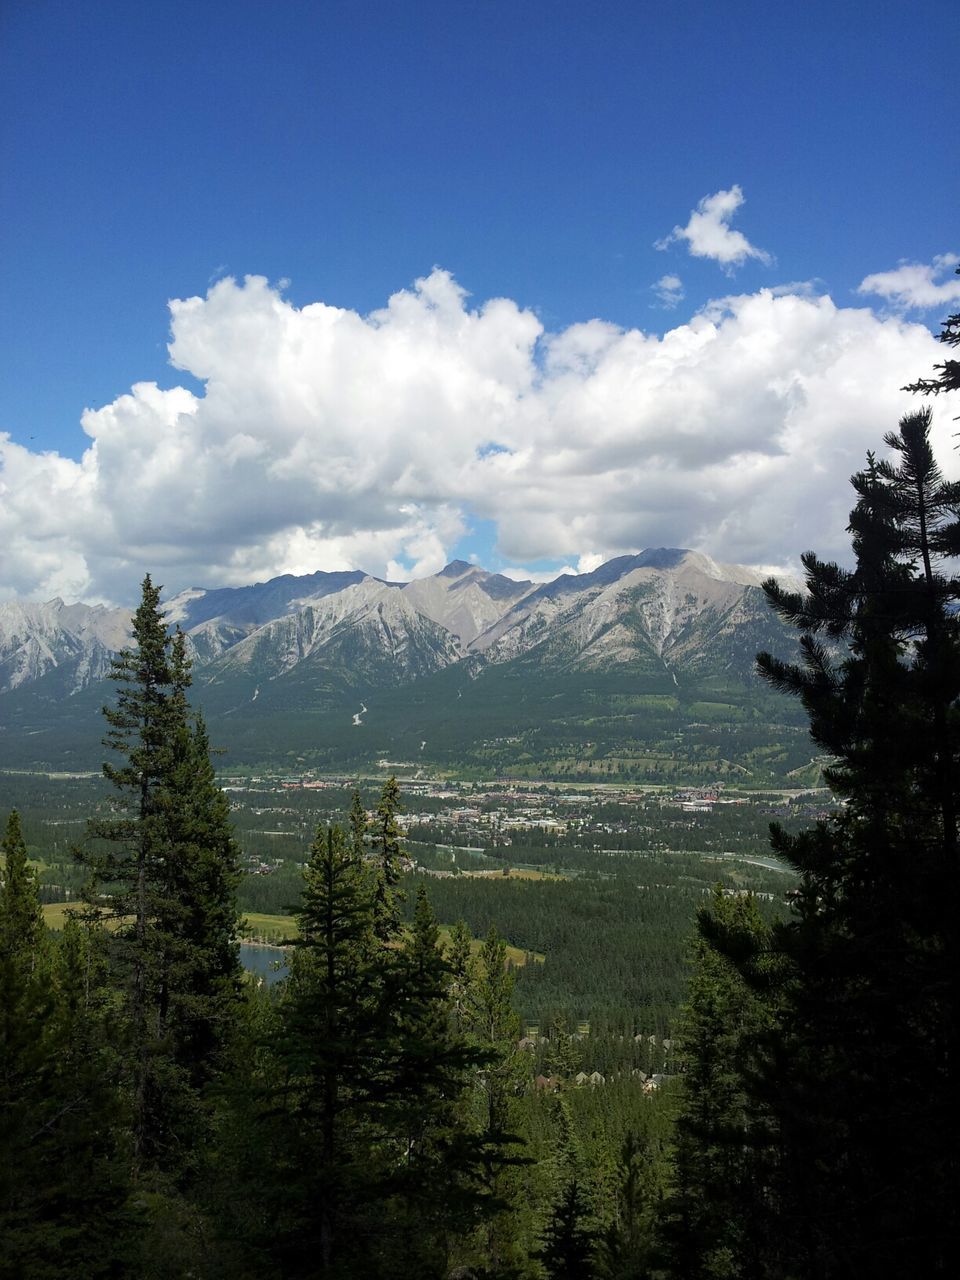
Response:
[0,552,811,781]
[0,598,130,694]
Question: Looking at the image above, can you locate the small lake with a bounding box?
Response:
[239,942,289,986]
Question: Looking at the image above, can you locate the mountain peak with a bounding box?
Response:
[437,560,474,578]
[633,548,689,570]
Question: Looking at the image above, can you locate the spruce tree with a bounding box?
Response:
[0,810,53,1262]
[661,890,777,1280]
[79,576,189,1169]
[0,810,42,961]
[263,838,514,1279]
[700,406,960,1276]
[546,1013,580,1083]
[536,1178,598,1280]
[371,775,404,940]
[599,1132,660,1280]
[463,925,529,1276]
[1,813,129,1279]
[159,709,243,1102]
[447,917,474,1036]
[79,575,242,1179]
[386,887,501,1278]
[265,823,392,1277]
[349,786,368,861]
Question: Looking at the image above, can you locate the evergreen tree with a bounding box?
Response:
[463,926,529,1276]
[599,1132,660,1280]
[79,576,190,1170]
[470,925,522,1048]
[661,890,776,1280]
[261,837,517,1279]
[349,786,368,861]
[0,809,54,1273]
[42,916,133,1277]
[447,917,474,1036]
[387,886,502,1278]
[371,775,404,940]
[0,809,42,960]
[79,576,242,1179]
[698,406,960,1276]
[262,823,396,1277]
[1,813,129,1279]
[536,1178,598,1280]
[159,710,243,1103]
[903,263,960,399]
[546,1013,580,1083]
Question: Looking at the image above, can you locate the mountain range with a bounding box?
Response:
[0,551,815,784]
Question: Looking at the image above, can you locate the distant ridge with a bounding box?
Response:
[0,550,809,782]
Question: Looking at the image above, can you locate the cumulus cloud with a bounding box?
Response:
[0,269,952,606]
[656,185,772,271]
[858,252,960,311]
[652,274,685,308]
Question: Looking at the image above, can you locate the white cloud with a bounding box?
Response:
[652,274,685,308]
[858,252,960,311]
[0,270,952,606]
[498,564,578,584]
[656,185,772,271]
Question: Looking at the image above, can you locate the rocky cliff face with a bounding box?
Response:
[0,551,810,779]
[0,598,130,693]
[0,550,797,697]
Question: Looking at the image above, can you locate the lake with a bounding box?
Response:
[239,942,288,986]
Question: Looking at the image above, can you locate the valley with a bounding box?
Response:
[5,765,806,1030]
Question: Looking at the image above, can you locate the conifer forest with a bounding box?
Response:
[3,313,960,1278]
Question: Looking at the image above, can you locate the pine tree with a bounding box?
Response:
[264,823,392,1277]
[463,925,529,1275]
[371,775,404,940]
[599,1132,660,1280]
[903,263,960,399]
[661,890,777,1280]
[536,1178,598,1280]
[349,787,368,861]
[159,709,243,1102]
[0,810,53,1267]
[386,886,501,1278]
[0,813,130,1279]
[79,575,242,1179]
[708,406,960,1275]
[0,810,42,961]
[262,839,515,1279]
[546,1013,580,1083]
[447,917,474,1036]
[42,915,133,1276]
[79,576,189,1169]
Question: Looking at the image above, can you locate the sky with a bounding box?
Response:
[1,0,958,605]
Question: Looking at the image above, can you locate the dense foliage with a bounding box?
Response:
[670,407,960,1278]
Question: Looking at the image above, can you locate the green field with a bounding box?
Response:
[40,904,542,967]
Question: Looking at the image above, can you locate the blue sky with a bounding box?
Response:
[1,0,958,602]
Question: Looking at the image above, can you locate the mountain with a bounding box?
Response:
[202,578,463,685]
[470,550,779,671]
[0,598,130,695]
[0,552,813,783]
